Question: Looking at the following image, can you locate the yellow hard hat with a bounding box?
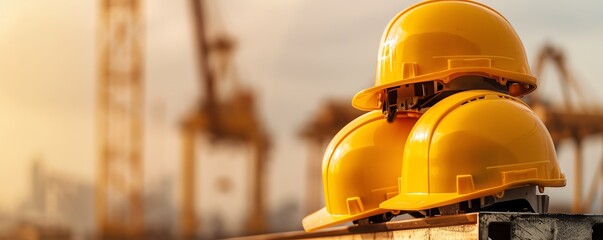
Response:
[379,90,565,212]
[353,0,536,111]
[302,110,420,232]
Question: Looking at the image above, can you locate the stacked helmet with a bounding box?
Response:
[353,0,537,112]
[379,90,566,211]
[303,111,420,232]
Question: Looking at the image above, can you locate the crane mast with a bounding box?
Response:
[96,0,144,238]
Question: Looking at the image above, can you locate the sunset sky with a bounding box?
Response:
[1,0,603,222]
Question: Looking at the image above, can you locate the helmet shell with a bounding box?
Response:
[353,0,536,110]
[303,111,419,231]
[380,90,565,211]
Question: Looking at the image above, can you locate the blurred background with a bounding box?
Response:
[1,0,603,239]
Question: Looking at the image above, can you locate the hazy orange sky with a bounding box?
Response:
[1,0,603,220]
[0,0,96,208]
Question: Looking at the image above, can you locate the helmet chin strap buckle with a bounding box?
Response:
[383,87,399,123]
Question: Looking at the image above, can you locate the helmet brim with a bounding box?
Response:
[379,178,565,211]
[352,68,537,111]
[302,207,390,232]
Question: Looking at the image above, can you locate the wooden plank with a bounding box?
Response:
[233,213,478,240]
[233,212,603,240]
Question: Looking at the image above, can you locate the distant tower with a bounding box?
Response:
[31,157,45,214]
[96,0,144,238]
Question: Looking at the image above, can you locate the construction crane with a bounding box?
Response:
[96,0,144,238]
[180,0,270,238]
[299,101,362,215]
[529,43,603,213]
